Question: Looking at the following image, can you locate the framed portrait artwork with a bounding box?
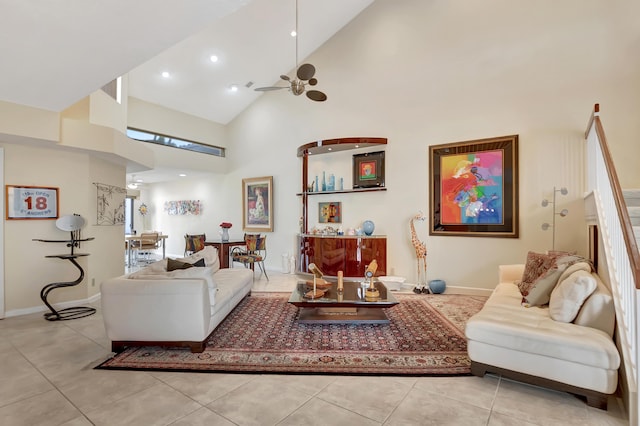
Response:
[353,151,385,188]
[318,202,342,224]
[6,185,59,220]
[242,176,274,232]
[429,135,519,238]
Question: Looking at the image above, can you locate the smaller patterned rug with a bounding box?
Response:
[97,293,486,376]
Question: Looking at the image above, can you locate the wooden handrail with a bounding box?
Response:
[586,104,640,289]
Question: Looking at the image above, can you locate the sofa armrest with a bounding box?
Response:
[499,264,524,284]
[101,277,211,343]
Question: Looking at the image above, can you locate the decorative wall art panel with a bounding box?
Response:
[164,200,202,215]
[94,183,125,226]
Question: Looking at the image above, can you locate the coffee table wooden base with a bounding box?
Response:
[296,307,390,324]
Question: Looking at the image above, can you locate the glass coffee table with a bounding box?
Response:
[288,279,399,324]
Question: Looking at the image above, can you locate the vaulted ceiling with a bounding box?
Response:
[1,0,373,124]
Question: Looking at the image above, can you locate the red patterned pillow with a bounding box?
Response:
[517,251,564,306]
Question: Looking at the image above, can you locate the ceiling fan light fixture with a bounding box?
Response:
[254,0,327,102]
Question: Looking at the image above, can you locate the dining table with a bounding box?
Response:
[125,234,168,266]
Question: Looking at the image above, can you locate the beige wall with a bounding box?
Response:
[1,143,124,314]
[222,0,640,288]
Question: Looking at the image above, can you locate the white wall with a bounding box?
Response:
[141,175,230,257]
[220,0,640,288]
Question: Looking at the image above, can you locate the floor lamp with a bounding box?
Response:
[541,187,569,250]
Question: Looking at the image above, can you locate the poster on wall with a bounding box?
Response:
[5,185,59,219]
[94,182,126,226]
[429,135,519,238]
[242,176,273,232]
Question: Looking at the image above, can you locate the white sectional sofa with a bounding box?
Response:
[101,247,253,353]
[465,263,620,409]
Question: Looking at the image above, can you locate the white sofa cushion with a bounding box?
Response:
[129,266,218,305]
[574,276,615,336]
[549,270,597,322]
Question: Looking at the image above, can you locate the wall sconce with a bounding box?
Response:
[541,187,569,250]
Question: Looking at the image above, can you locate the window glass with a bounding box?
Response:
[127,128,225,157]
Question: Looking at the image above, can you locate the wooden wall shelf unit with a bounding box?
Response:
[296,187,387,196]
[298,137,387,234]
[297,137,387,276]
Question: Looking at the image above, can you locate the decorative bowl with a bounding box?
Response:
[429,279,447,294]
[377,276,406,291]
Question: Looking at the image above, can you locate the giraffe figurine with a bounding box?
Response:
[410,212,429,293]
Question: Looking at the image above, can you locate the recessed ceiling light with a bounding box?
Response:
[179,173,187,177]
[210,55,219,63]
[161,71,170,78]
[229,85,238,92]
[135,178,143,183]
[127,183,138,189]
[290,30,297,37]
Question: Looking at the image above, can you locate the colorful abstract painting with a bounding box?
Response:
[429,135,518,238]
[440,150,503,225]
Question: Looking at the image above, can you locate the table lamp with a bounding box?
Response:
[307,263,325,299]
[364,259,379,301]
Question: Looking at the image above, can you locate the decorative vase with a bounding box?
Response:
[429,279,446,294]
[362,220,375,236]
[221,228,229,242]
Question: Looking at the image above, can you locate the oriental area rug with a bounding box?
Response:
[97,292,487,376]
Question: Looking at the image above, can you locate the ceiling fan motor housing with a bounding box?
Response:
[291,80,305,96]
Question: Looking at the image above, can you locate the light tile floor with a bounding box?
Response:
[0,267,629,425]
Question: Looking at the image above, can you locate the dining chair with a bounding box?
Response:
[184,233,206,256]
[231,234,268,280]
[136,232,160,263]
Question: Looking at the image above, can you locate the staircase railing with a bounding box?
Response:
[585,104,638,423]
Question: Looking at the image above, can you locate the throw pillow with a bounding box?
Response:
[518,252,589,306]
[167,258,194,271]
[556,261,592,284]
[549,270,598,322]
[166,257,206,271]
[518,251,563,306]
[178,246,220,272]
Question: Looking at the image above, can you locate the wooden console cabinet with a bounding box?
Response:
[298,234,387,278]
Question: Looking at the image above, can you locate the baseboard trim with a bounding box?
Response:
[4,293,101,318]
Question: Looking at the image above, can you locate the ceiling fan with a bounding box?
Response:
[127,175,144,190]
[255,0,327,102]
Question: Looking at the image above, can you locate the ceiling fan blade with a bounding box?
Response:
[254,86,288,92]
[280,75,290,81]
[306,90,327,102]
[297,63,316,81]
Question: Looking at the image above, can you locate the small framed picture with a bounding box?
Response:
[242,176,274,232]
[318,202,342,224]
[353,151,385,189]
[6,185,59,220]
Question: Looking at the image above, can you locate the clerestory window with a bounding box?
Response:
[126,128,225,157]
